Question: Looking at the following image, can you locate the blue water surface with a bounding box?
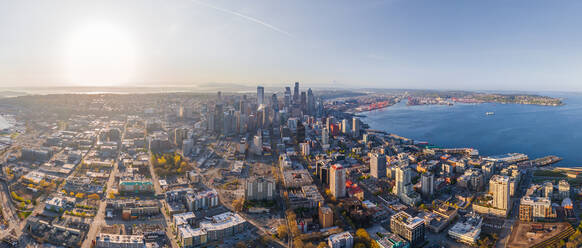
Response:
[362,92,582,167]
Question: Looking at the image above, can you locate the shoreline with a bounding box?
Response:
[356,102,578,168]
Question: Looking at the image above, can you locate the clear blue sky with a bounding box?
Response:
[0,0,581,91]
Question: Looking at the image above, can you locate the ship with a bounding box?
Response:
[485,112,494,115]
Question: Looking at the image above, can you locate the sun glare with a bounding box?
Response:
[65,22,137,87]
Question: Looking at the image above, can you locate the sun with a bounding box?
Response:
[65,22,137,87]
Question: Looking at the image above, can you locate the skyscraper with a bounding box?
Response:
[257,86,265,106]
[300,91,307,111]
[239,98,246,115]
[321,128,329,145]
[284,87,292,109]
[341,119,351,134]
[352,117,360,138]
[490,175,510,210]
[326,116,335,131]
[214,103,223,133]
[271,93,278,112]
[421,172,434,199]
[307,88,315,115]
[293,82,299,104]
[370,152,386,179]
[296,121,305,143]
[330,164,346,199]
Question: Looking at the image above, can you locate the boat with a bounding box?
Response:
[485,112,494,115]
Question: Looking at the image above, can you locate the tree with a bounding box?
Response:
[232,198,245,212]
[293,238,304,248]
[355,228,371,247]
[304,243,316,248]
[88,194,100,200]
[354,243,366,248]
[235,241,246,248]
[277,224,288,239]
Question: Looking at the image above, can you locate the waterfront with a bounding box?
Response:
[362,92,582,167]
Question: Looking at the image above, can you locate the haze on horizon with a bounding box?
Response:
[1,0,581,91]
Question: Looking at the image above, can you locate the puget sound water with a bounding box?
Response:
[362,92,582,167]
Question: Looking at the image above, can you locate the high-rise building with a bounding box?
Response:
[296,121,305,143]
[174,127,188,146]
[318,164,330,185]
[319,205,333,229]
[326,116,335,131]
[245,177,276,201]
[330,164,346,199]
[271,94,278,112]
[307,88,315,115]
[217,91,222,102]
[239,97,246,115]
[300,91,307,111]
[370,153,386,179]
[293,82,300,104]
[519,196,551,222]
[284,87,292,109]
[300,142,310,156]
[393,165,421,206]
[490,175,510,210]
[341,119,351,134]
[352,117,360,138]
[421,172,435,199]
[390,211,425,247]
[558,180,570,200]
[214,104,223,133]
[321,128,329,145]
[543,181,553,199]
[257,86,265,106]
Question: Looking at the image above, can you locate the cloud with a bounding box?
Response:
[192,0,294,38]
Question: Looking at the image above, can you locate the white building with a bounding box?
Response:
[448,214,482,245]
[490,175,510,210]
[330,164,346,199]
[95,234,145,248]
[328,231,354,248]
[300,142,310,156]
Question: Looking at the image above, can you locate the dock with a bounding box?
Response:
[517,155,562,168]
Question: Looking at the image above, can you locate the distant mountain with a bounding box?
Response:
[0,91,27,98]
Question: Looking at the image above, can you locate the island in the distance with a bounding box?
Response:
[321,89,563,113]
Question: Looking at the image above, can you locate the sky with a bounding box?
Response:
[0,0,581,91]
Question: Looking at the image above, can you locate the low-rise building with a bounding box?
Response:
[283,170,313,188]
[375,232,410,248]
[118,180,154,194]
[177,212,246,247]
[448,213,482,245]
[95,233,145,248]
[173,212,196,228]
